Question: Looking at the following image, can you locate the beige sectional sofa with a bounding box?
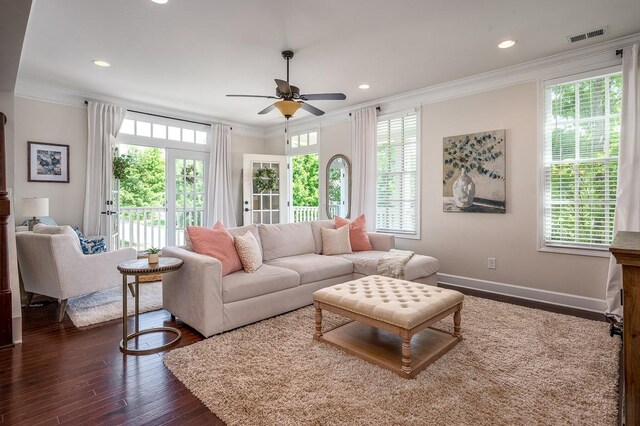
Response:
[162,220,439,337]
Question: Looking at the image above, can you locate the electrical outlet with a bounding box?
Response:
[488,258,496,270]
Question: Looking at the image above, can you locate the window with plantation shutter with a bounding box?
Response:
[543,71,622,251]
[376,113,419,236]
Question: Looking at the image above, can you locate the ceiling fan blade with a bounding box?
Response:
[258,103,276,115]
[226,94,277,99]
[299,101,325,116]
[300,93,346,101]
[275,79,292,96]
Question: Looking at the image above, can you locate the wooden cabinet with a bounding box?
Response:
[610,231,640,426]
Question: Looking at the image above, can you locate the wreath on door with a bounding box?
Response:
[254,167,279,193]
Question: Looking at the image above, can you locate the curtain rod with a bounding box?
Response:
[616,49,623,57]
[349,106,381,117]
[83,101,231,130]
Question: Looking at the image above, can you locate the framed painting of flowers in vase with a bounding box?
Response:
[442,130,505,213]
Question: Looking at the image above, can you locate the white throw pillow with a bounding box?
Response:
[234,231,263,273]
[321,225,353,256]
[33,224,81,246]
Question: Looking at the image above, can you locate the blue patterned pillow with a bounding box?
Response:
[72,226,107,255]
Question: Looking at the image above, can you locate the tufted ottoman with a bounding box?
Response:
[313,275,464,379]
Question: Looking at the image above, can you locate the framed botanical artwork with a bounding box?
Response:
[28,141,70,183]
[443,129,506,213]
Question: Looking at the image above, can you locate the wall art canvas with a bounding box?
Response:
[443,130,505,213]
[28,141,70,183]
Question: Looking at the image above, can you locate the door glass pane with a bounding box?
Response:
[182,129,195,143]
[153,124,167,139]
[168,126,181,141]
[136,121,151,137]
[195,131,207,145]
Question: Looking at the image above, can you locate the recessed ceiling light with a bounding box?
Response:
[151,0,168,4]
[358,84,370,89]
[92,60,111,67]
[498,40,517,49]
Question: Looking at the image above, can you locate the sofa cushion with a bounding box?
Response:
[335,215,373,251]
[222,264,300,303]
[33,224,81,246]
[258,222,316,261]
[321,225,352,255]
[266,253,354,285]
[228,224,261,246]
[311,220,335,254]
[234,231,263,273]
[187,222,243,276]
[340,251,440,281]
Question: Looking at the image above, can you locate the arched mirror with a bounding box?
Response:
[326,154,351,219]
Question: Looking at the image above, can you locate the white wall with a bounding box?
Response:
[0,90,21,343]
[398,82,608,301]
[13,97,87,227]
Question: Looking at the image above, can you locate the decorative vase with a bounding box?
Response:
[453,169,475,208]
[148,253,159,264]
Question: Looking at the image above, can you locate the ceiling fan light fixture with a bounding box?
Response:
[358,84,370,89]
[274,100,301,118]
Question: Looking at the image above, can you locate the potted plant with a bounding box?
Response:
[443,132,504,208]
[113,147,133,181]
[146,247,160,264]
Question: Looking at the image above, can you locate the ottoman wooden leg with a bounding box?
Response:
[314,303,323,340]
[454,305,462,338]
[401,332,412,375]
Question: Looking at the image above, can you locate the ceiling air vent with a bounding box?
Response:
[567,26,608,43]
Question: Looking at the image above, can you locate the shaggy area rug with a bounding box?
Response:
[66,282,162,327]
[164,296,620,426]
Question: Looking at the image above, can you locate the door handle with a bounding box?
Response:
[244,208,250,212]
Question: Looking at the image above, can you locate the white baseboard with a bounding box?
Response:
[437,273,607,314]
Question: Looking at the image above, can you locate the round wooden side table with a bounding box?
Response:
[117,257,184,355]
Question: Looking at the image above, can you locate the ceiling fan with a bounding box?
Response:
[226,50,346,119]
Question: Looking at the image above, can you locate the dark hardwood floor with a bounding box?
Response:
[0,287,615,425]
[0,300,221,425]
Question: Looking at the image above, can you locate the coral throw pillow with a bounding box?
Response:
[335,214,373,252]
[187,222,243,276]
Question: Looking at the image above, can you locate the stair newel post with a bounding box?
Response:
[0,112,13,348]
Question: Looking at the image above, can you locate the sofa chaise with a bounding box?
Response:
[162,220,440,337]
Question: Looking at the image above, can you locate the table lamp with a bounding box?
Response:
[22,197,49,231]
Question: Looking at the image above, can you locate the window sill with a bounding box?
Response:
[377,231,421,241]
[538,245,611,258]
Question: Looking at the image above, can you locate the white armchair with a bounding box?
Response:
[16,229,137,321]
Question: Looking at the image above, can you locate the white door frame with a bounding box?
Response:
[243,154,288,225]
[167,149,209,246]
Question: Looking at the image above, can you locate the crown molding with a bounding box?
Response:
[264,32,639,138]
[14,86,266,139]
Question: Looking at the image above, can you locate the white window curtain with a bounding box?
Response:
[351,107,377,231]
[606,44,640,320]
[83,101,126,239]
[207,124,237,227]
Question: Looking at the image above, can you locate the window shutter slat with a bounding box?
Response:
[543,72,621,250]
[376,114,418,235]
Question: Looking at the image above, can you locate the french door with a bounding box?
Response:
[167,150,208,246]
[243,154,288,225]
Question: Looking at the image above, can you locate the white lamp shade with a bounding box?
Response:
[22,198,49,217]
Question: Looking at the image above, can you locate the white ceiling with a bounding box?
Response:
[15,0,640,128]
